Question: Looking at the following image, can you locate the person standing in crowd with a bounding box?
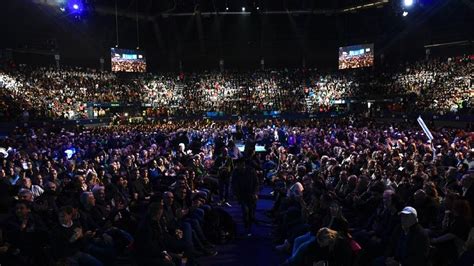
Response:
[214,147,234,207]
[232,156,259,236]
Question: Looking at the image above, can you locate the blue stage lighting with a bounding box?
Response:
[68,0,83,14]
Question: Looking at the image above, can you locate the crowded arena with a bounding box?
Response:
[0,0,473,266]
[1,56,472,120]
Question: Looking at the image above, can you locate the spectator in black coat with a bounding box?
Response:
[50,206,103,266]
[455,228,474,266]
[2,200,48,265]
[34,181,59,228]
[135,202,175,266]
[232,157,260,235]
[444,167,462,194]
[412,189,440,229]
[460,174,474,221]
[431,200,472,265]
[353,190,402,264]
[129,169,150,204]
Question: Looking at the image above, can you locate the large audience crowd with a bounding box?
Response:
[0,117,472,266]
[268,118,474,266]
[111,59,146,73]
[0,55,472,120]
[339,53,374,70]
[373,56,473,113]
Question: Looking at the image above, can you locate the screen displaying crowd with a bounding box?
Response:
[339,44,375,70]
[0,56,472,120]
[111,48,146,73]
[0,117,472,266]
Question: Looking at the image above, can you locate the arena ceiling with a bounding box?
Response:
[1,0,473,71]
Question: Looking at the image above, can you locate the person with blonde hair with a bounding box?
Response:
[312,227,353,266]
[316,227,339,246]
[280,226,353,266]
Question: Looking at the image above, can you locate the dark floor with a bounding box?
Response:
[197,187,285,266]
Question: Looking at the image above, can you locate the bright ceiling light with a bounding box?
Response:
[403,0,414,7]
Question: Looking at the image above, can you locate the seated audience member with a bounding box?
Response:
[412,188,440,229]
[455,228,474,266]
[50,206,103,266]
[135,202,176,266]
[374,206,430,266]
[162,191,217,257]
[460,174,474,219]
[310,227,353,266]
[34,181,60,227]
[20,177,44,199]
[280,199,350,265]
[353,189,402,264]
[431,200,472,265]
[2,200,48,265]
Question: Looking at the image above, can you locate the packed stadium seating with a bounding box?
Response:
[1,56,472,120]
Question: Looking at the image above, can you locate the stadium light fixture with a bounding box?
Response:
[403,0,414,7]
[68,0,84,14]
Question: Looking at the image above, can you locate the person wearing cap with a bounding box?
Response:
[374,206,430,266]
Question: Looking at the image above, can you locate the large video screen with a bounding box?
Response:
[111,48,146,72]
[338,44,374,69]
